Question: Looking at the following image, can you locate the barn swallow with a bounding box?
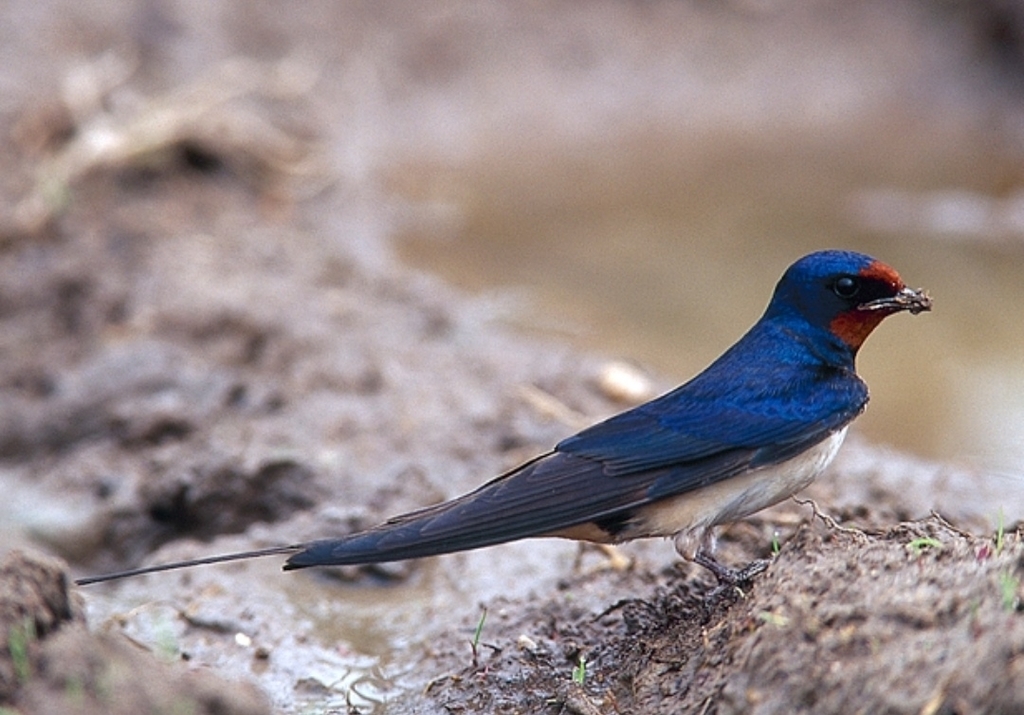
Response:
[76,250,931,587]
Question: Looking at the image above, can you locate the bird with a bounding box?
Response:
[75,249,931,588]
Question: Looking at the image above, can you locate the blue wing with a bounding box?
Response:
[286,321,867,569]
[286,445,757,568]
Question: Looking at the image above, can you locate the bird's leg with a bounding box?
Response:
[676,528,770,589]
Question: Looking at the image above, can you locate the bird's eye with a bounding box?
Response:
[833,276,860,299]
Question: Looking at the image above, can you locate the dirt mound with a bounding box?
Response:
[0,550,269,714]
[416,516,1024,715]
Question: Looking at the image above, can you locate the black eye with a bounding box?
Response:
[833,276,860,299]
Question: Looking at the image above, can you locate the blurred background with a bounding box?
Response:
[385,1,1024,481]
[4,0,1023,476]
[380,2,1024,480]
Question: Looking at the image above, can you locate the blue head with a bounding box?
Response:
[763,250,931,353]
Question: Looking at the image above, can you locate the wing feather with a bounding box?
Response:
[288,325,870,569]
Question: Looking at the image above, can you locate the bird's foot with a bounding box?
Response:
[694,551,771,601]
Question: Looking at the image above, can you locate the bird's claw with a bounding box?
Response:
[728,557,772,584]
[693,552,771,604]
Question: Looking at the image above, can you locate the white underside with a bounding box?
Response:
[632,427,849,559]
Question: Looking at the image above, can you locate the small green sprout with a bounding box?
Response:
[757,611,789,627]
[771,530,781,556]
[572,654,587,686]
[64,675,86,705]
[996,508,1006,555]
[907,537,943,555]
[8,617,36,684]
[1000,572,1019,612]
[469,606,487,667]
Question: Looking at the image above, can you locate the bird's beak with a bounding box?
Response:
[857,286,933,315]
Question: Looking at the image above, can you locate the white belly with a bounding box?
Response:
[633,427,848,558]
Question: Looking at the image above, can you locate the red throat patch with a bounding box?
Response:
[829,260,905,349]
[829,310,887,349]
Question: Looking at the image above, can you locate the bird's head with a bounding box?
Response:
[765,250,932,352]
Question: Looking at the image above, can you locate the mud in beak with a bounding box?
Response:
[857,286,933,315]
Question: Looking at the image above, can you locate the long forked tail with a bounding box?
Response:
[74,544,303,586]
[75,448,657,585]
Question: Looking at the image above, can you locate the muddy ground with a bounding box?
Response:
[3,2,1024,714]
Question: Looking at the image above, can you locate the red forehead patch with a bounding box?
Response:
[859,260,904,289]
